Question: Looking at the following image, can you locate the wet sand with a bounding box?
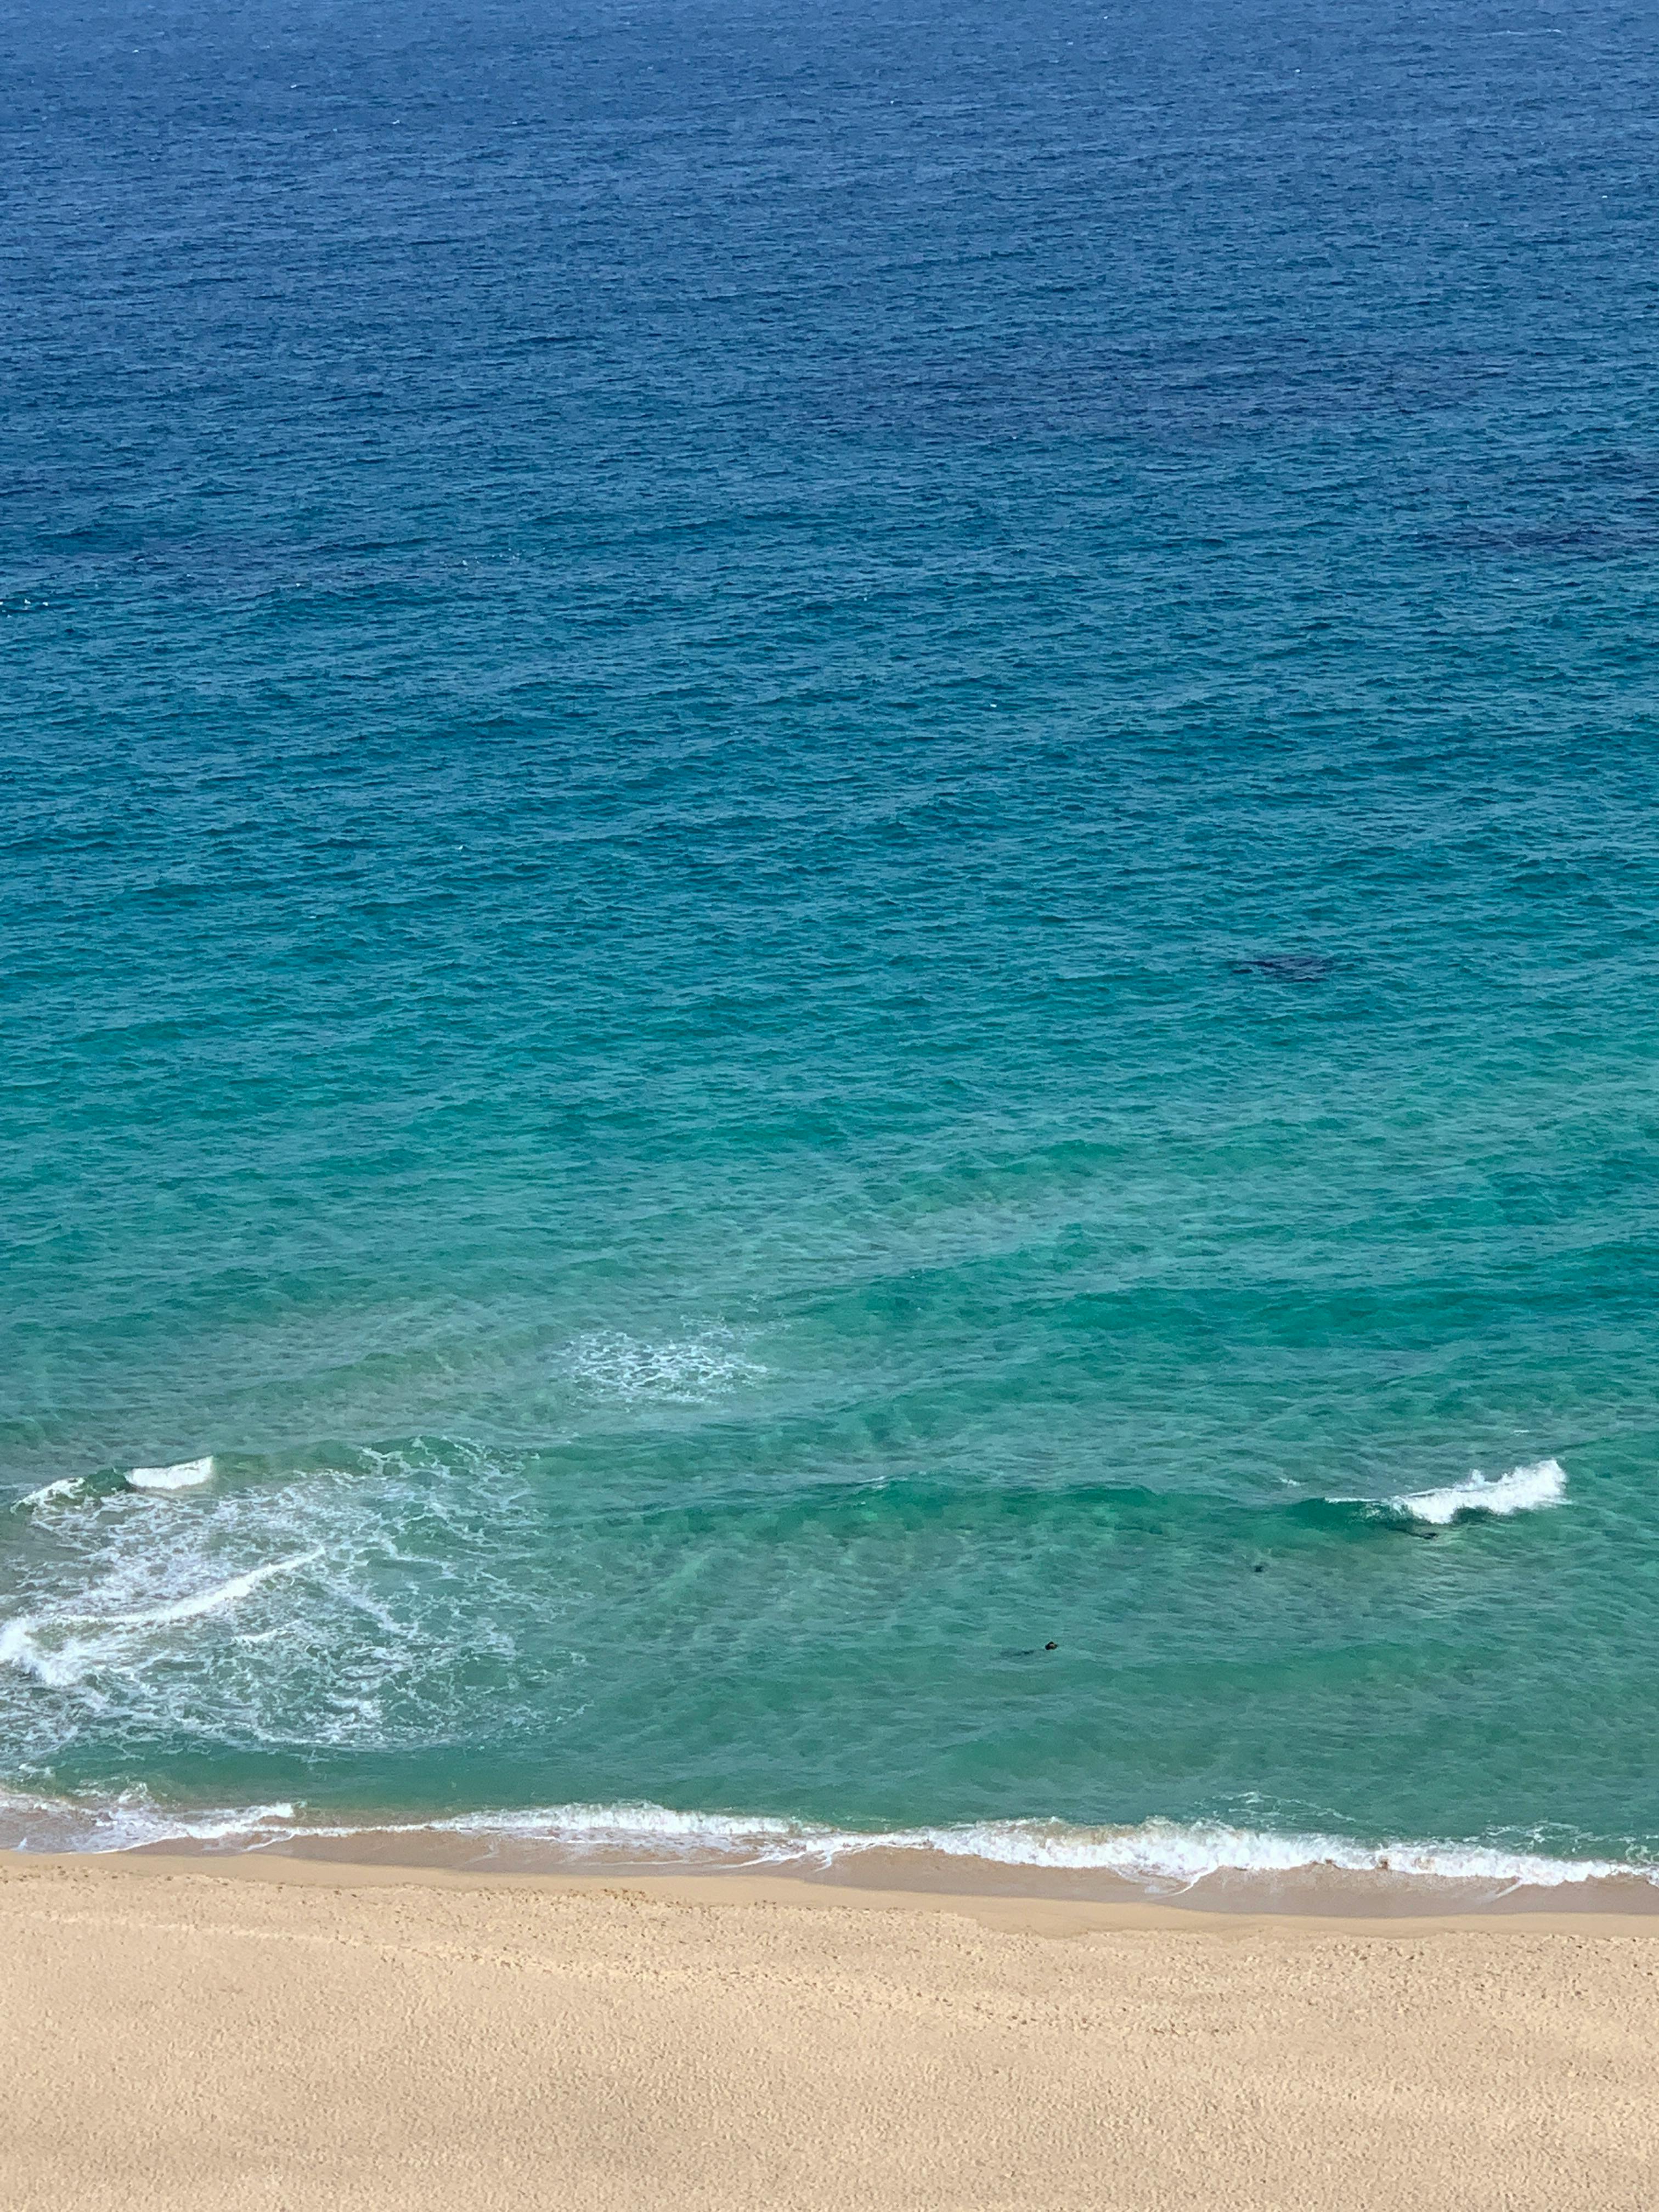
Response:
[4,1849,1657,2210]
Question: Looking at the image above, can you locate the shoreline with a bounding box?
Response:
[9,1784,1659,1917]
[97,1831,1659,1925]
[9,1810,1659,1923]
[7,1849,1659,2209]
[14,1835,1659,1933]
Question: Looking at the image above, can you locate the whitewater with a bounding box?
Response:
[0,1443,1624,1891]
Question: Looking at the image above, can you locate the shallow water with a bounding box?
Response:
[4,0,1659,1884]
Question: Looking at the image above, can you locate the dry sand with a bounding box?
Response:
[3,1853,1658,2211]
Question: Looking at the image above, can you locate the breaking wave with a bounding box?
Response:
[1390,1458,1567,1526]
[126,1457,215,1493]
[17,1455,215,1514]
[18,1476,92,1511]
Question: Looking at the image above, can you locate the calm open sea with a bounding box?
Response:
[4,0,1659,1887]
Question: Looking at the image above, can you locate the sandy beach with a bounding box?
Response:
[3,1854,1657,2210]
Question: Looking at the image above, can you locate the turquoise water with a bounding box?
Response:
[5,0,1659,1880]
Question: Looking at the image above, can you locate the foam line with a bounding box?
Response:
[98,1551,323,1629]
[409,1803,1643,1887]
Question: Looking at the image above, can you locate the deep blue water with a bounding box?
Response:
[4,0,1659,1877]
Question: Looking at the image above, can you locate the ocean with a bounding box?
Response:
[4,0,1659,1889]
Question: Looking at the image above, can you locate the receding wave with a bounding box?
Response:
[0,1789,1648,1894]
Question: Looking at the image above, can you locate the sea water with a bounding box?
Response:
[4,0,1659,1886]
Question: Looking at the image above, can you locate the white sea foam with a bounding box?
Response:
[0,1553,322,1688]
[99,1551,323,1629]
[0,1443,540,1762]
[1392,1457,1566,1526]
[18,1476,89,1511]
[408,1804,1644,1888]
[127,1455,215,1492]
[0,1790,1647,1894]
[567,1330,766,1403]
[0,1787,303,1854]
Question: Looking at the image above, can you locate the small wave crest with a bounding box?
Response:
[15,1455,214,1516]
[1391,1457,1566,1526]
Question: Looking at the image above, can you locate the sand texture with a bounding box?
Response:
[3,1855,1658,2211]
